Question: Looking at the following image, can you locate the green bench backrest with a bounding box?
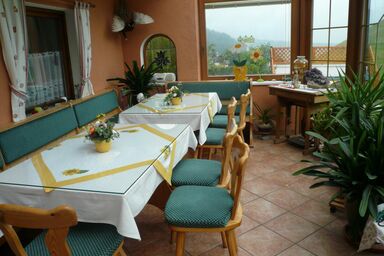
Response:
[168,81,250,100]
[0,107,78,164]
[72,90,119,127]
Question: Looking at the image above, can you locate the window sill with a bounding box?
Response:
[251,80,284,86]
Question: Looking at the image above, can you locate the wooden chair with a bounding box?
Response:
[165,134,250,256]
[194,97,237,159]
[0,204,126,256]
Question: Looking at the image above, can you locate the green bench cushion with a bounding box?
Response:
[218,105,250,115]
[168,81,250,100]
[210,115,240,129]
[205,128,226,145]
[25,223,123,256]
[172,159,221,187]
[165,186,233,228]
[0,107,78,164]
[73,91,119,127]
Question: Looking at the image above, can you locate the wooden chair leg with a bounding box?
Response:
[208,148,213,160]
[170,231,176,244]
[199,147,204,159]
[176,232,186,256]
[225,230,237,256]
[193,148,199,158]
[221,231,228,248]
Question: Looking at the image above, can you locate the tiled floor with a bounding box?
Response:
[124,138,382,256]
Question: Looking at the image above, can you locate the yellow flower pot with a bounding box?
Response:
[233,66,247,81]
[94,140,111,153]
[171,97,182,105]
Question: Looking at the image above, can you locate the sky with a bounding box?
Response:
[205,0,360,46]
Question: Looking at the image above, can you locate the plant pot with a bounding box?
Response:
[255,120,275,133]
[345,199,369,247]
[94,140,112,153]
[233,66,247,81]
[171,97,182,105]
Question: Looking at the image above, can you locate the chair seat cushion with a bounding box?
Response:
[210,115,240,129]
[205,128,226,145]
[219,105,250,116]
[25,223,123,256]
[165,186,233,228]
[172,159,221,187]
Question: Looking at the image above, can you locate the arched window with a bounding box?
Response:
[144,34,177,77]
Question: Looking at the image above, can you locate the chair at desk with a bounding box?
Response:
[0,204,126,256]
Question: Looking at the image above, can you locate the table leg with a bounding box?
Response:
[303,107,311,155]
[274,99,287,144]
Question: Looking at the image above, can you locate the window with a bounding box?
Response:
[361,0,384,79]
[26,7,74,112]
[311,0,349,78]
[144,34,177,76]
[201,0,291,78]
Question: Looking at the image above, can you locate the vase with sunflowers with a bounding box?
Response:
[231,42,248,81]
[250,48,264,82]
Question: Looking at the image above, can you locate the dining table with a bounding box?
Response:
[0,123,197,240]
[119,93,222,145]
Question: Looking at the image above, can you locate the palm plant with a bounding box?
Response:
[107,60,159,95]
[293,69,384,244]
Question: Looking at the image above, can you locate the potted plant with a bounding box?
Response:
[253,103,274,132]
[107,60,159,103]
[232,42,248,81]
[164,85,184,105]
[293,70,384,246]
[85,114,120,153]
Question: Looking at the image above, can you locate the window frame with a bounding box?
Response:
[198,0,294,80]
[25,6,74,112]
[143,33,178,77]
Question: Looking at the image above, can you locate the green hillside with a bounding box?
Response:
[206,29,237,54]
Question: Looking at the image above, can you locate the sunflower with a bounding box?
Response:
[250,49,263,62]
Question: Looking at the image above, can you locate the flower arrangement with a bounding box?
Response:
[85,114,119,143]
[164,85,184,105]
[231,43,248,67]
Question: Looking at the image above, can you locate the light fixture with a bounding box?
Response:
[112,0,154,39]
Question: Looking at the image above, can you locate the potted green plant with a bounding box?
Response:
[107,60,159,103]
[253,103,275,132]
[293,70,384,246]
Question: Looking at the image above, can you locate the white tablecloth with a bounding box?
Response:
[119,93,222,145]
[0,124,197,240]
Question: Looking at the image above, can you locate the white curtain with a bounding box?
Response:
[0,0,28,122]
[75,1,93,98]
[27,52,65,108]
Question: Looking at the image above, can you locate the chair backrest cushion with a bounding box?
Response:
[0,107,78,164]
[168,81,250,100]
[73,91,119,127]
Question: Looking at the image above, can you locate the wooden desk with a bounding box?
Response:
[269,85,329,154]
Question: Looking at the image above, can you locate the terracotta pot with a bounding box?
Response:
[171,97,182,105]
[345,199,368,247]
[233,66,247,81]
[94,140,112,153]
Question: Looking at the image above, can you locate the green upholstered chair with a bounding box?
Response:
[0,204,126,256]
[72,90,121,128]
[171,119,238,188]
[195,98,237,159]
[165,134,250,256]
[0,105,78,167]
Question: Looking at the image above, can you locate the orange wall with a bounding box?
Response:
[123,0,201,81]
[0,0,124,127]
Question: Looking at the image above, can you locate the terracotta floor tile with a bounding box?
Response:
[238,226,293,256]
[129,239,181,256]
[185,232,223,256]
[324,218,348,237]
[264,189,309,210]
[262,171,301,187]
[240,189,259,204]
[246,161,277,177]
[291,200,336,226]
[244,198,286,223]
[299,228,355,256]
[277,245,315,256]
[265,212,320,242]
[243,178,284,197]
[288,178,331,198]
[237,214,260,235]
[200,245,252,256]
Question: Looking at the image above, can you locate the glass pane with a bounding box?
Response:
[330,0,349,27]
[312,29,329,61]
[376,19,384,72]
[26,14,66,110]
[205,2,291,76]
[329,28,347,77]
[145,36,177,75]
[364,24,378,62]
[311,60,329,77]
[368,0,384,24]
[313,0,330,29]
